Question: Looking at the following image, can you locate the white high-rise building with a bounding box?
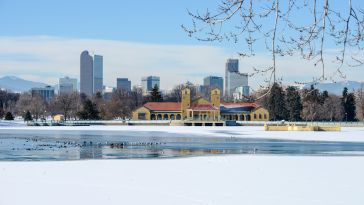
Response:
[59,77,77,94]
[225,59,249,97]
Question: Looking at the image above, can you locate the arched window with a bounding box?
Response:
[170,114,175,120]
[163,114,169,120]
[259,114,262,119]
[254,114,257,119]
[246,115,251,121]
[150,114,156,120]
[264,114,267,119]
[157,114,162,120]
[240,115,244,121]
[176,114,181,120]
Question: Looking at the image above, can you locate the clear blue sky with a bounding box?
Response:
[0,0,355,45]
[0,0,216,45]
[0,0,363,88]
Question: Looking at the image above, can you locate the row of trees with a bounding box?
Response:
[2,82,364,122]
[259,83,362,122]
[1,85,163,121]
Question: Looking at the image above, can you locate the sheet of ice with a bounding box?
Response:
[0,155,363,205]
[1,125,364,142]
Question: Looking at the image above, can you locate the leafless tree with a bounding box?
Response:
[302,100,320,121]
[183,0,364,89]
[0,90,19,113]
[49,92,79,120]
[355,83,364,120]
[30,94,46,120]
[15,93,32,117]
[170,84,184,102]
[107,89,135,119]
[130,86,144,108]
[16,93,46,120]
[319,94,344,121]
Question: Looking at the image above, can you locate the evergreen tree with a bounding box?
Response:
[77,99,100,120]
[320,90,329,103]
[342,87,356,121]
[0,108,4,119]
[151,85,163,102]
[286,86,302,121]
[4,112,14,120]
[268,83,287,120]
[306,85,321,102]
[24,110,33,122]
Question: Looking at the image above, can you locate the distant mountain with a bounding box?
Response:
[304,81,363,95]
[0,76,49,93]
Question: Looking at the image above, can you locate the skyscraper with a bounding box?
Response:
[80,51,94,96]
[117,78,131,92]
[59,76,77,94]
[225,59,249,97]
[141,76,160,94]
[93,55,103,94]
[203,76,224,96]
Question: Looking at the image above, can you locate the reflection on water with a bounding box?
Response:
[0,129,364,161]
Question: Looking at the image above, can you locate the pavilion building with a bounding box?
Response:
[132,88,269,123]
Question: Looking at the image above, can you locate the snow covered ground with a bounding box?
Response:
[0,155,363,205]
[0,120,26,127]
[1,125,364,142]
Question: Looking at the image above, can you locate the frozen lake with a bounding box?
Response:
[1,125,364,204]
[1,127,364,160]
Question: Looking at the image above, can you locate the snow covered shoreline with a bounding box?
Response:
[0,155,363,205]
[1,125,364,142]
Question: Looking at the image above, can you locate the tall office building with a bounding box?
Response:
[141,76,160,94]
[31,86,55,102]
[225,59,248,97]
[59,76,77,94]
[117,78,131,92]
[80,51,94,96]
[93,55,103,94]
[203,76,224,96]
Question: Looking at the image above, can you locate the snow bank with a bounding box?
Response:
[0,155,363,205]
[1,125,364,142]
[0,120,26,127]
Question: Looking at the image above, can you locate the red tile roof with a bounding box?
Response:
[221,102,260,108]
[144,102,181,111]
[191,104,219,111]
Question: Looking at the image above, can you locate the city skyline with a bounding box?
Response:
[0,1,363,90]
[2,36,364,91]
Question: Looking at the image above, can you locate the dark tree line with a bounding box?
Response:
[1,82,362,122]
[0,90,19,119]
[258,83,358,121]
[1,85,163,121]
[2,87,144,121]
